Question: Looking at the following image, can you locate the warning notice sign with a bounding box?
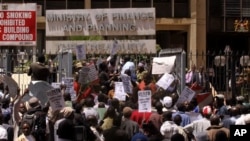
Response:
[0,3,36,46]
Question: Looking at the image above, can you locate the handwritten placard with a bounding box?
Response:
[152,56,176,74]
[47,88,65,111]
[156,73,175,90]
[176,86,196,104]
[114,82,126,101]
[120,74,133,94]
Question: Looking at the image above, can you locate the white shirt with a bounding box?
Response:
[0,125,7,140]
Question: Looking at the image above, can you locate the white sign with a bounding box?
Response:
[75,44,86,60]
[47,88,65,111]
[114,82,126,101]
[51,82,61,89]
[46,8,155,36]
[0,3,37,46]
[46,40,156,54]
[176,86,196,104]
[156,73,175,90]
[152,56,176,74]
[138,90,152,112]
[120,74,133,94]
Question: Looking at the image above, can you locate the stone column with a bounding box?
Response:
[85,0,91,9]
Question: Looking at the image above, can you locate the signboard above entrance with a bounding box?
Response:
[0,3,37,46]
[46,8,155,36]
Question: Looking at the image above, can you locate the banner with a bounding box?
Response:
[0,3,37,46]
[138,90,152,112]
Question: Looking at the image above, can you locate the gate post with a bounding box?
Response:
[231,51,236,105]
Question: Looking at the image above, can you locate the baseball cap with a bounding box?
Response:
[202,105,212,115]
[131,133,148,141]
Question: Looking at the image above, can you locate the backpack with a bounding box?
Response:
[22,110,47,141]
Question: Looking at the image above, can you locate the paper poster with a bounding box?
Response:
[47,88,65,111]
[120,74,133,94]
[114,82,126,101]
[152,56,176,74]
[138,90,152,112]
[62,77,76,101]
[156,73,175,90]
[176,86,196,104]
[75,44,86,60]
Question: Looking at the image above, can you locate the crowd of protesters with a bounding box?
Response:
[0,54,250,141]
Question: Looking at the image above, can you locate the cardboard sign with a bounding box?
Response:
[47,88,65,111]
[3,75,18,98]
[138,90,152,112]
[75,44,86,60]
[28,81,53,106]
[120,74,133,94]
[78,66,90,84]
[152,56,176,74]
[176,86,196,104]
[114,82,126,101]
[156,73,175,90]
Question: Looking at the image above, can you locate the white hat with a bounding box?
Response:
[162,96,173,108]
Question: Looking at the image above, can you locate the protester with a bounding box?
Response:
[27,54,50,82]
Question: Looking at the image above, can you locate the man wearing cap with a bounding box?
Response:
[184,105,212,138]
[214,94,228,118]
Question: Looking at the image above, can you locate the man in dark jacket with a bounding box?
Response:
[27,54,50,82]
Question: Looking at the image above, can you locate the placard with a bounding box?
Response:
[152,56,176,74]
[138,90,152,112]
[114,82,126,101]
[120,74,133,94]
[47,88,65,111]
[88,64,98,82]
[78,66,90,84]
[176,86,196,104]
[62,77,76,101]
[75,44,86,60]
[156,73,175,90]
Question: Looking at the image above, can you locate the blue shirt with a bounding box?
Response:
[172,111,191,127]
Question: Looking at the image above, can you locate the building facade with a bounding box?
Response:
[7,0,250,68]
